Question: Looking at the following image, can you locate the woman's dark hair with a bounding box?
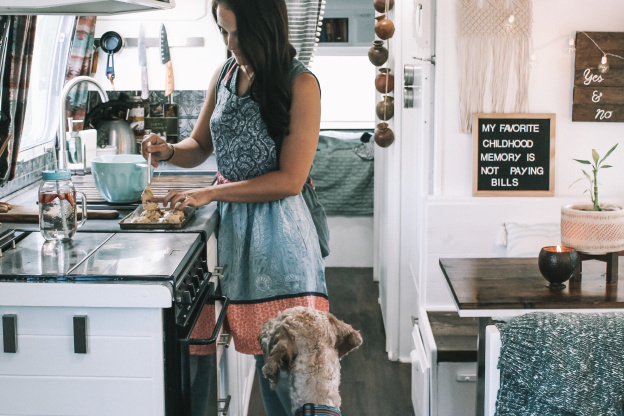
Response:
[212,0,296,148]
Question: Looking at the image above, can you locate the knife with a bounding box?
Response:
[160,23,174,97]
[138,24,149,100]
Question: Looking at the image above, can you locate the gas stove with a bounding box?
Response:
[0,229,227,416]
[0,229,212,326]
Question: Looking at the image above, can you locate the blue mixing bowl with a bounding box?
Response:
[91,154,150,203]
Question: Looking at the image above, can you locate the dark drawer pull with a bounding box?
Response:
[73,315,88,354]
[217,395,231,415]
[2,314,17,353]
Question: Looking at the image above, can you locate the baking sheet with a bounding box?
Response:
[119,204,195,229]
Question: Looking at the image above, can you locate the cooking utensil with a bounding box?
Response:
[138,24,149,100]
[147,152,152,185]
[100,31,123,86]
[160,23,174,97]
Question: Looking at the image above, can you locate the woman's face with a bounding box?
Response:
[216,5,246,65]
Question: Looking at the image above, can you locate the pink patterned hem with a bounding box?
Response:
[227,296,329,355]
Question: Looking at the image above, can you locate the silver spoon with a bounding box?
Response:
[141,142,153,204]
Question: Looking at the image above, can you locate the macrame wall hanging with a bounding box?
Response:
[457,0,533,133]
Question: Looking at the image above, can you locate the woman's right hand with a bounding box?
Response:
[141,133,174,167]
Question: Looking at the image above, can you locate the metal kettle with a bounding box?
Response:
[99,119,136,154]
[84,100,137,155]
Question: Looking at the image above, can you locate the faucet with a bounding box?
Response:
[58,75,109,171]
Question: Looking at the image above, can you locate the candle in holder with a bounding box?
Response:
[538,246,579,289]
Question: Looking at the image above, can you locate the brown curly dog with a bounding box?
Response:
[258,306,363,415]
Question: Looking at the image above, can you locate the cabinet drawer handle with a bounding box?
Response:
[217,333,231,347]
[456,373,477,382]
[2,314,17,353]
[212,265,227,279]
[218,395,231,415]
[73,315,88,354]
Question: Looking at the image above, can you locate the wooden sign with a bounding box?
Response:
[473,113,556,197]
[572,31,624,122]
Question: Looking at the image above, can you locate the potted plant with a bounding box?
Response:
[561,143,624,254]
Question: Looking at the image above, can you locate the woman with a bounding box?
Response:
[142,0,328,414]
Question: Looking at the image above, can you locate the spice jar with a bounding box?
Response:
[39,170,87,241]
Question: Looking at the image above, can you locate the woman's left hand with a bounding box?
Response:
[151,187,214,210]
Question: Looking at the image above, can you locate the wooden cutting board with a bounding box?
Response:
[0,205,120,223]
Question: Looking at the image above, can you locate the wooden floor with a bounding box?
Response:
[247,267,414,416]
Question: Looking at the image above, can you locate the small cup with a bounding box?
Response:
[538,246,579,289]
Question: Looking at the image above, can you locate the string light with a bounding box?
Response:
[566,36,575,53]
[504,14,515,31]
[580,31,624,74]
[598,56,609,73]
[529,39,537,68]
[529,52,538,68]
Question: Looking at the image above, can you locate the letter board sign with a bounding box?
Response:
[472,113,556,196]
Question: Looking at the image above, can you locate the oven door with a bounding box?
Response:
[176,289,229,416]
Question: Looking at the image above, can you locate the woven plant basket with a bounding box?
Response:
[561,203,624,255]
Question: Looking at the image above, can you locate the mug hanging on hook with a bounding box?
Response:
[100,31,123,86]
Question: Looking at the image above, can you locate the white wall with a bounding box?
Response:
[424,0,624,310]
[435,0,624,199]
[93,0,225,92]
[324,216,374,267]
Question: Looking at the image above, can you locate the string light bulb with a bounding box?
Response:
[529,52,538,68]
[598,55,609,73]
[504,14,515,30]
[566,36,575,53]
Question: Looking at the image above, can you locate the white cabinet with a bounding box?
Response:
[411,323,431,416]
[0,284,171,416]
[210,231,255,416]
[412,311,478,416]
[217,343,255,416]
[436,362,477,416]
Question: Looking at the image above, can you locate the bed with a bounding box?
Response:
[309,130,374,216]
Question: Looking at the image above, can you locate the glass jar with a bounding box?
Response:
[38,170,87,241]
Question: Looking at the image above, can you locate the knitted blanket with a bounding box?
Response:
[495,312,624,416]
[310,132,373,216]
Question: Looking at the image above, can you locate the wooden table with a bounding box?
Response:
[439,257,624,416]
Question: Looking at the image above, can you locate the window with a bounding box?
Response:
[310,55,376,130]
[19,15,74,156]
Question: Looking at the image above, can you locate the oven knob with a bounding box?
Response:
[194,269,206,281]
[184,278,198,295]
[177,287,193,304]
[191,274,201,289]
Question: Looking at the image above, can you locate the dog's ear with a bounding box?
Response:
[258,319,275,355]
[328,314,363,358]
[262,324,297,386]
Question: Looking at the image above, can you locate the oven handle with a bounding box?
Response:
[183,295,230,345]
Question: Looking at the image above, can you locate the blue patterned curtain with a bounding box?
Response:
[64,16,98,131]
[0,16,37,184]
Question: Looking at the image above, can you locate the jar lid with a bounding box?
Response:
[42,170,71,180]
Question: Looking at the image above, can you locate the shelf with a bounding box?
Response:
[316,46,370,56]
